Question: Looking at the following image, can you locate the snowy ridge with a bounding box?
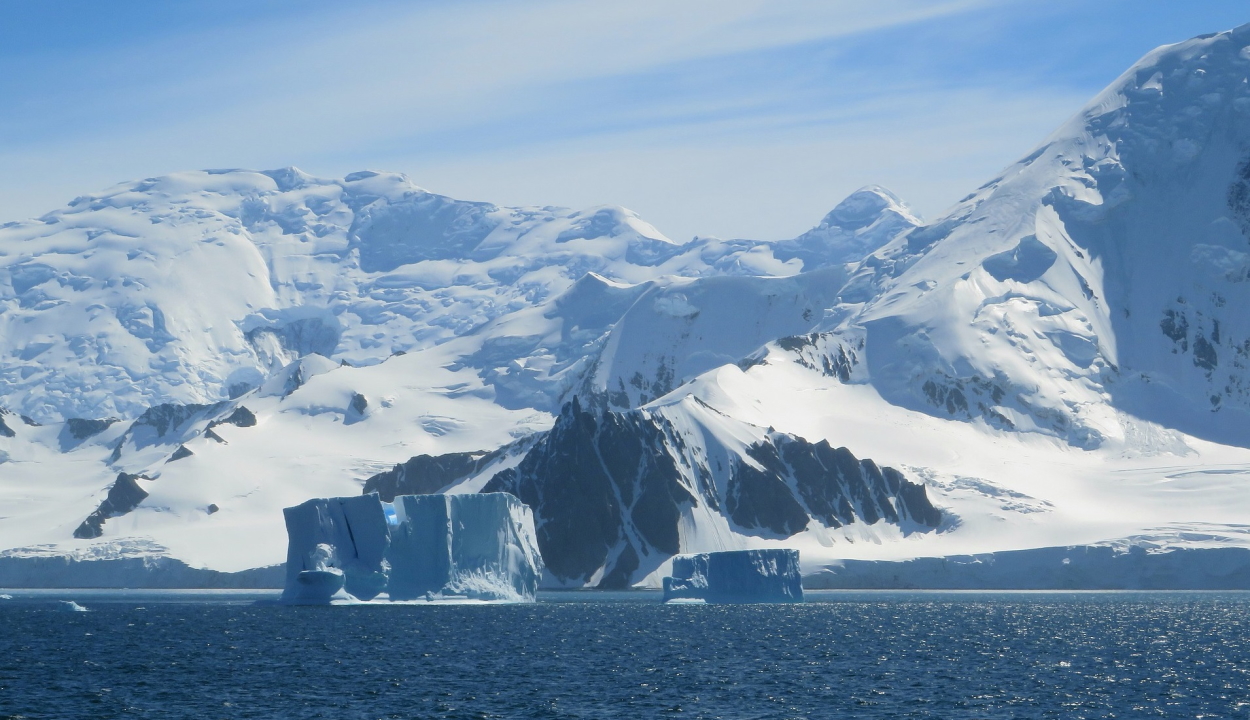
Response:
[826,23,1250,448]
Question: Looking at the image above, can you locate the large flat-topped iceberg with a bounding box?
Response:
[663,549,804,604]
[280,492,541,603]
[388,493,542,601]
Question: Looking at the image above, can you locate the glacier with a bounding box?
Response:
[4,24,1250,590]
[281,492,541,603]
[662,549,804,604]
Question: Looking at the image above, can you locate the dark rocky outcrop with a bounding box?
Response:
[363,448,506,501]
[208,406,256,430]
[58,417,121,451]
[727,446,811,536]
[728,434,941,536]
[131,402,229,437]
[110,401,232,462]
[485,398,696,587]
[483,397,940,588]
[73,473,151,539]
[775,332,860,382]
[65,417,119,440]
[780,436,942,528]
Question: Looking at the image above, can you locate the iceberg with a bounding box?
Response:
[280,492,542,603]
[663,549,804,604]
[387,493,542,601]
[281,495,390,602]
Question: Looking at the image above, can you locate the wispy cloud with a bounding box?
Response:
[1,0,1246,239]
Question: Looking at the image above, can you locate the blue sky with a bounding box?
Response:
[2,1,1248,241]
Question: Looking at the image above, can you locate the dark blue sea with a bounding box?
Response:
[2,590,1249,719]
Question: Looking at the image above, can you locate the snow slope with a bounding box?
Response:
[832,23,1250,450]
[5,24,1250,588]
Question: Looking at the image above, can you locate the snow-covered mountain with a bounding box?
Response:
[5,23,1250,589]
[0,170,911,423]
[481,396,941,587]
[831,24,1250,450]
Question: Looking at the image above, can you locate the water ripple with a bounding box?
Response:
[1,591,1248,718]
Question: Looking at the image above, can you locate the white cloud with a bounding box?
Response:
[2,0,1086,243]
[384,86,1088,241]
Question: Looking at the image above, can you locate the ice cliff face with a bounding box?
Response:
[283,494,390,601]
[387,493,542,601]
[281,492,542,602]
[663,549,804,603]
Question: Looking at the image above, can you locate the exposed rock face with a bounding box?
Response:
[736,435,944,533]
[208,406,256,429]
[130,402,229,439]
[73,473,151,539]
[64,417,119,440]
[58,417,121,451]
[363,449,505,501]
[484,398,940,588]
[485,398,695,587]
[109,401,233,462]
[258,354,339,399]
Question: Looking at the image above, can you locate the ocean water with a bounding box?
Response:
[2,590,1249,719]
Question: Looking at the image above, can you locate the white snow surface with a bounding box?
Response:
[4,25,1250,585]
[0,169,909,422]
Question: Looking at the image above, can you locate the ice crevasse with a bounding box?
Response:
[280,492,543,603]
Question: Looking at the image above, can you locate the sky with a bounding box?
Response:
[1,1,1248,242]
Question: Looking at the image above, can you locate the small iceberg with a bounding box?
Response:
[280,492,543,604]
[289,544,347,603]
[663,549,804,604]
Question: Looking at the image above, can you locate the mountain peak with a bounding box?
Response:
[771,186,922,270]
[819,186,920,232]
[259,167,317,192]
